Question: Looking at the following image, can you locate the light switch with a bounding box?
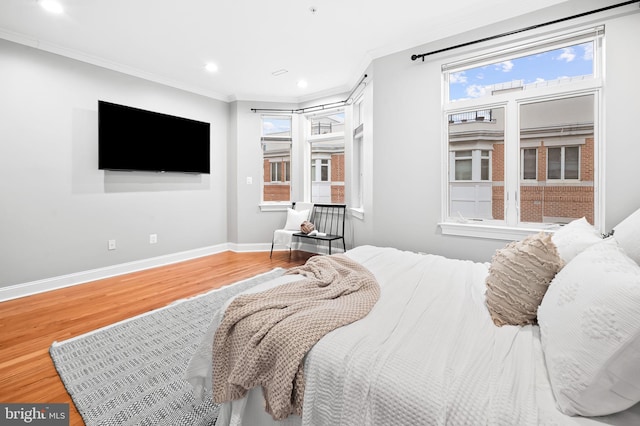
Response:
[246,176,253,184]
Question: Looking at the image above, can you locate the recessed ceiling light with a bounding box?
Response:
[297,80,308,88]
[205,63,218,73]
[40,0,64,14]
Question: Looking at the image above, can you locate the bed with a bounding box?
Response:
[186,208,640,426]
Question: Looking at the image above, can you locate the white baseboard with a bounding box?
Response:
[1,241,346,302]
[0,244,229,302]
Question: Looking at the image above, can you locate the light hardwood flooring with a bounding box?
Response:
[0,250,313,426]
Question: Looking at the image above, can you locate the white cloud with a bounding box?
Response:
[466,84,488,98]
[450,71,467,84]
[263,122,275,131]
[494,60,514,72]
[557,47,576,62]
[582,43,593,60]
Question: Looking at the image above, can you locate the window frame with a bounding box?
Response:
[351,94,366,217]
[305,108,346,204]
[260,114,293,206]
[440,27,604,240]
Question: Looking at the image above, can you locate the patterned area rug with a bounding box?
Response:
[50,268,286,426]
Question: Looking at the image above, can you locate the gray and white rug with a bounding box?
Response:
[50,268,286,426]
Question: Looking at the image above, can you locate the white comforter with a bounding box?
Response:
[187,245,640,426]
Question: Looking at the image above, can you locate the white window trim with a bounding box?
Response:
[259,203,292,212]
[439,221,561,241]
[260,114,293,208]
[349,207,365,220]
[351,93,366,215]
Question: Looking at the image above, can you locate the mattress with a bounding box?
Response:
[186,245,640,425]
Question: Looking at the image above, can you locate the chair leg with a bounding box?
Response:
[342,238,346,252]
[270,241,274,258]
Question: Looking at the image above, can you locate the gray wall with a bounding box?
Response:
[0,39,229,287]
[228,100,299,249]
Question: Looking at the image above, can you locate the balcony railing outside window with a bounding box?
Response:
[449,110,493,124]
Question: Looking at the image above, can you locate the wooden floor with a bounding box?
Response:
[0,250,313,426]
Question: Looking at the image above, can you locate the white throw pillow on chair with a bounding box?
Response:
[283,208,310,231]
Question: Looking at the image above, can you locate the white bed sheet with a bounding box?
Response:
[187,245,640,426]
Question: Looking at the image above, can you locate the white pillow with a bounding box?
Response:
[538,238,640,416]
[551,217,602,263]
[283,208,310,231]
[613,207,640,265]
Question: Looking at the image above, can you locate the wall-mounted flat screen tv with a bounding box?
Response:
[98,100,210,174]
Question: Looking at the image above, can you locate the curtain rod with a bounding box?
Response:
[410,0,639,62]
[251,74,368,114]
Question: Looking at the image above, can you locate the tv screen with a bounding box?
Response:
[98,100,210,174]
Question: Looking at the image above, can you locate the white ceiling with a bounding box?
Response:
[0,0,572,103]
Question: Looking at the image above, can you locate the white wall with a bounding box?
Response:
[0,39,229,288]
[353,2,640,262]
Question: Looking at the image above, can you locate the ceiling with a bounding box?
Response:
[0,0,573,103]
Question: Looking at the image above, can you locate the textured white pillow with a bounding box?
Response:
[485,232,564,326]
[613,207,640,265]
[551,217,602,263]
[283,208,310,231]
[538,239,640,416]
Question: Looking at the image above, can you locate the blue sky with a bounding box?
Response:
[262,117,291,136]
[449,42,594,101]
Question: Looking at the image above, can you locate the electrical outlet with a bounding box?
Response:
[149,234,158,244]
[108,239,116,250]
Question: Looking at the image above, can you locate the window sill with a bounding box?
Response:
[439,221,558,241]
[259,203,292,212]
[349,207,365,220]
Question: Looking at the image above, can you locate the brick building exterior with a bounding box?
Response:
[450,95,595,225]
[330,153,345,203]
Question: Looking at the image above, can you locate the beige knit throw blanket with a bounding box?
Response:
[211,254,380,420]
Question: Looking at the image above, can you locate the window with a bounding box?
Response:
[443,28,603,237]
[306,109,345,204]
[451,149,491,181]
[310,111,344,135]
[352,95,365,211]
[261,115,292,203]
[454,150,472,180]
[522,148,537,180]
[547,146,579,180]
[270,160,290,182]
[312,158,329,182]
